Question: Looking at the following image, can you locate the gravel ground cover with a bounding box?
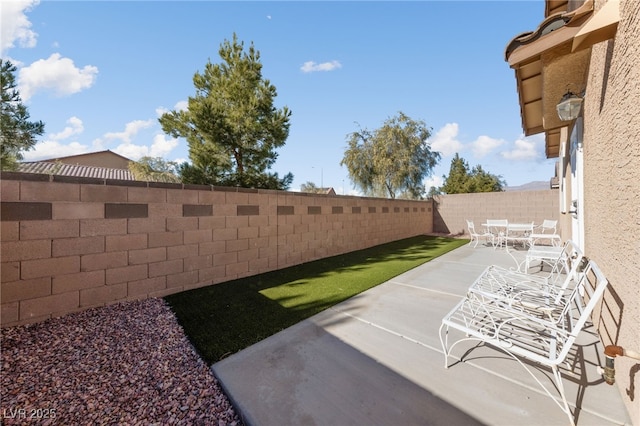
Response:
[1,298,242,425]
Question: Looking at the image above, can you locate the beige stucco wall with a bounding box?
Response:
[582,0,640,422]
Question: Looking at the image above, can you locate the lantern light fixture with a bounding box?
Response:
[556,90,583,121]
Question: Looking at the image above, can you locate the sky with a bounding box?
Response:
[2,0,558,194]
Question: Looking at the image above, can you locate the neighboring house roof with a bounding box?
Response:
[41,150,133,170]
[320,187,336,195]
[17,161,135,180]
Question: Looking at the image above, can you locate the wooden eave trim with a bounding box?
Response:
[507,24,582,67]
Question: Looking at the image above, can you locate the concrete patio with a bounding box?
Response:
[212,243,632,425]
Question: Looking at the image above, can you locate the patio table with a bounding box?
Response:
[482,222,533,250]
[505,222,534,249]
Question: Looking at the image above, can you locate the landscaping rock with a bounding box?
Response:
[0,298,242,425]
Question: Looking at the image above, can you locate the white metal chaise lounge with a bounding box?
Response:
[524,239,582,279]
[439,260,609,426]
[467,241,584,322]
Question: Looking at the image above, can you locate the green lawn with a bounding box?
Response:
[165,235,467,364]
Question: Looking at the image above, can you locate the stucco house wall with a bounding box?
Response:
[581,1,640,422]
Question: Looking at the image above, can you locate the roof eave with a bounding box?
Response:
[505,9,593,159]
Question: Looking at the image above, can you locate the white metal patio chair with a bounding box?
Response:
[529,219,561,247]
[466,220,495,248]
[439,260,609,426]
[484,219,508,249]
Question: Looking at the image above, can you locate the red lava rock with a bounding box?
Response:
[0,298,242,425]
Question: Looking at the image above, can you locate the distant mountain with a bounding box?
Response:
[505,181,551,191]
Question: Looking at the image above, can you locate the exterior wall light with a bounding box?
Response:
[556,90,583,121]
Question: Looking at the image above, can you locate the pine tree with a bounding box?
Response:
[1,59,45,170]
[159,34,292,189]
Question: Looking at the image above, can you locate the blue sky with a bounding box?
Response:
[2,1,557,193]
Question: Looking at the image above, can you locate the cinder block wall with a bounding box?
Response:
[0,173,432,327]
[582,0,640,422]
[432,190,559,237]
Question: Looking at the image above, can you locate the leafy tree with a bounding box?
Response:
[1,59,44,170]
[300,181,325,194]
[341,112,440,199]
[128,156,181,183]
[439,153,506,194]
[159,34,293,190]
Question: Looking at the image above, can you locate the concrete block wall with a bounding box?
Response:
[432,190,559,237]
[0,172,432,327]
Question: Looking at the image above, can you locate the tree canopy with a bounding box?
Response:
[128,156,181,183]
[439,153,506,194]
[341,112,440,199]
[300,181,324,194]
[159,34,293,189]
[1,59,44,170]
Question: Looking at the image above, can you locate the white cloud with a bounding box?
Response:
[18,53,98,100]
[113,144,148,161]
[22,113,180,162]
[470,135,505,158]
[300,60,342,73]
[424,175,443,190]
[48,116,83,141]
[156,100,187,117]
[174,100,188,111]
[430,123,463,157]
[22,140,90,161]
[0,0,39,55]
[501,135,541,161]
[92,118,179,160]
[149,134,179,157]
[103,119,154,144]
[22,116,89,160]
[113,133,178,161]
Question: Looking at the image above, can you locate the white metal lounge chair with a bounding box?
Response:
[525,239,582,279]
[466,220,495,248]
[439,260,608,426]
[468,242,585,320]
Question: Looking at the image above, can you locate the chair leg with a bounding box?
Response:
[438,323,450,368]
[553,365,576,426]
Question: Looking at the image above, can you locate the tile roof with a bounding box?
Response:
[17,162,135,180]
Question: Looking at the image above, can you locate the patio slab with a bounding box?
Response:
[212,243,632,426]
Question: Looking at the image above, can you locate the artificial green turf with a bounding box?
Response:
[164,235,467,364]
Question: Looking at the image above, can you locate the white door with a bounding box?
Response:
[569,118,585,251]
